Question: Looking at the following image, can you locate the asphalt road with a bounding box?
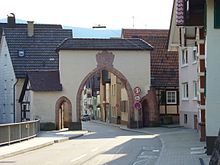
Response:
[1,122,161,165]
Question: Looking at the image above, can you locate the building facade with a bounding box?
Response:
[122,29,179,126]
[20,38,153,129]
[168,0,206,141]
[168,0,220,154]
[205,0,220,154]
[0,14,72,123]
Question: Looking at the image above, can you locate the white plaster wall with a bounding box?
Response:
[113,51,150,96]
[179,47,199,128]
[31,92,62,123]
[206,0,220,136]
[59,50,150,122]
[0,33,16,123]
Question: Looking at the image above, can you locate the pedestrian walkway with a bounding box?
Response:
[0,129,87,160]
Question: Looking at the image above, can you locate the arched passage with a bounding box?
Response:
[55,96,72,130]
[76,66,135,128]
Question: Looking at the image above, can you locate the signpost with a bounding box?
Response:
[133,86,142,128]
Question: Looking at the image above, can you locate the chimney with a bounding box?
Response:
[27,21,34,37]
[7,13,16,28]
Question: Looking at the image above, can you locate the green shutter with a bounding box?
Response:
[214,0,220,28]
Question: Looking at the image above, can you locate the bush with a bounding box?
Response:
[40,122,56,131]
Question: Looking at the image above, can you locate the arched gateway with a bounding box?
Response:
[18,38,153,130]
[76,51,135,128]
[58,38,152,130]
[55,96,72,130]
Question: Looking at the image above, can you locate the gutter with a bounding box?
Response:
[13,79,18,123]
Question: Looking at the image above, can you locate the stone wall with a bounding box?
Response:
[142,88,160,127]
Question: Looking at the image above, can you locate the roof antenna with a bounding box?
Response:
[132,16,135,28]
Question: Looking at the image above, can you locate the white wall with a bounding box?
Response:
[179,46,199,128]
[0,33,16,123]
[59,50,151,122]
[206,0,220,136]
[31,92,62,123]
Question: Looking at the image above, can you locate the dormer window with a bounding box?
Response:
[18,50,25,57]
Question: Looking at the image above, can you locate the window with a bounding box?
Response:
[160,91,166,105]
[121,101,128,112]
[182,82,189,99]
[184,114,188,124]
[166,91,177,104]
[214,0,220,28]
[112,84,116,96]
[181,48,188,66]
[18,50,25,57]
[193,81,198,99]
[192,47,197,63]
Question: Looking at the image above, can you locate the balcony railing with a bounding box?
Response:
[0,120,40,146]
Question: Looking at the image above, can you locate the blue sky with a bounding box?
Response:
[0,0,173,29]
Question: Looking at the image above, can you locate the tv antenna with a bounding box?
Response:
[132,16,135,28]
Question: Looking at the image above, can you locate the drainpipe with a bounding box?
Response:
[13,79,18,123]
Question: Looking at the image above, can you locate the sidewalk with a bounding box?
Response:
[131,127,211,165]
[0,129,88,160]
[92,120,211,165]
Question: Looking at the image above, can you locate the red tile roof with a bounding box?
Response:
[122,29,179,87]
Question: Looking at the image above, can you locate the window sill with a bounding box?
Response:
[182,98,189,101]
[193,97,198,101]
[192,61,197,65]
[181,64,188,68]
[167,103,177,105]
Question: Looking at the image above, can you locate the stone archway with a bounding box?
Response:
[76,51,135,128]
[55,96,72,130]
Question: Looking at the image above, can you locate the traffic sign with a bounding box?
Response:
[133,101,142,110]
[134,95,141,101]
[134,87,141,95]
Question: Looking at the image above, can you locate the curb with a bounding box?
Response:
[54,134,84,143]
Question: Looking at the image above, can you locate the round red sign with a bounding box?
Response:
[133,101,142,110]
[134,87,141,95]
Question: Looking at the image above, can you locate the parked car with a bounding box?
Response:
[82,114,90,121]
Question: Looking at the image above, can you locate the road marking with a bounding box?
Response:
[71,154,87,162]
[116,146,123,154]
[190,150,206,155]
[132,159,149,165]
[190,147,205,151]
[91,147,99,152]
[137,155,158,159]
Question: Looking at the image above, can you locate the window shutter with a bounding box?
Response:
[160,91,166,105]
[214,0,220,28]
